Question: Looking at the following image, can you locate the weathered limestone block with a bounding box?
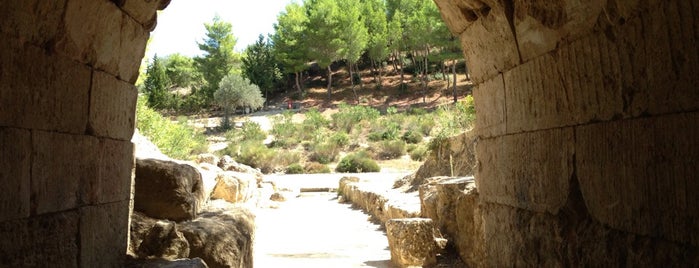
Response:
[0,37,91,134]
[114,0,171,30]
[179,202,255,268]
[211,171,257,204]
[0,212,79,267]
[0,0,67,46]
[576,112,699,246]
[134,158,205,221]
[57,0,150,82]
[218,155,263,184]
[473,75,506,138]
[196,153,221,166]
[119,12,150,83]
[0,127,31,222]
[89,70,138,141]
[609,2,699,117]
[513,0,604,61]
[456,0,520,83]
[138,221,190,259]
[80,201,131,268]
[385,218,439,267]
[94,138,135,204]
[476,127,574,214]
[419,177,484,267]
[32,131,99,214]
[481,202,698,267]
[196,163,222,203]
[432,0,477,34]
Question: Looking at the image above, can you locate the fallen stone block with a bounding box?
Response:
[385,218,440,267]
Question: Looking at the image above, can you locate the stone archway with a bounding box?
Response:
[0,0,696,266]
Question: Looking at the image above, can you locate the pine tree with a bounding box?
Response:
[337,0,368,102]
[363,0,389,87]
[272,2,309,93]
[242,35,281,103]
[304,0,343,99]
[194,15,239,105]
[143,54,170,109]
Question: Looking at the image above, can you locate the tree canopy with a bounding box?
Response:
[195,15,240,105]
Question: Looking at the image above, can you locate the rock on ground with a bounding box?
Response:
[125,256,209,268]
[179,200,255,268]
[385,218,440,267]
[130,212,190,260]
[210,171,257,204]
[419,177,484,267]
[135,158,206,222]
[218,155,263,185]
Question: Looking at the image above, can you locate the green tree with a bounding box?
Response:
[242,35,281,103]
[143,54,170,109]
[304,0,343,99]
[195,15,240,106]
[162,53,202,89]
[272,2,309,93]
[337,0,368,102]
[362,0,389,86]
[214,74,265,129]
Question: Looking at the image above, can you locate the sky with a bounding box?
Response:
[146,0,295,59]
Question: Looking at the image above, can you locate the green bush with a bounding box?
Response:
[286,163,304,174]
[331,103,380,133]
[308,142,340,164]
[329,131,350,147]
[305,162,331,174]
[226,121,267,143]
[402,129,423,144]
[136,96,207,160]
[302,108,330,130]
[368,121,401,141]
[410,145,429,161]
[336,151,381,173]
[378,140,406,159]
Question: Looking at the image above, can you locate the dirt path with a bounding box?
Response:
[253,192,393,268]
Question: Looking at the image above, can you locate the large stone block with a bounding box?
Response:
[513,0,604,61]
[119,12,150,83]
[80,201,131,268]
[89,71,138,141]
[57,0,150,81]
[385,218,439,267]
[90,138,135,204]
[115,0,171,30]
[476,127,574,214]
[0,0,67,46]
[576,112,699,246]
[457,0,520,83]
[433,0,478,35]
[0,127,31,222]
[0,37,91,134]
[0,212,79,267]
[32,131,99,214]
[472,74,506,138]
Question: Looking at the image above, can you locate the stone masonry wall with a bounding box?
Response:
[0,0,168,266]
[434,0,698,266]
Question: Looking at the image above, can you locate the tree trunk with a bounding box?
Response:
[295,72,302,93]
[391,52,399,73]
[349,62,359,104]
[355,64,364,91]
[327,65,333,100]
[452,61,458,103]
[399,53,405,87]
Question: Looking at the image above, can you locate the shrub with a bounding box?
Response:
[378,140,406,159]
[302,108,330,130]
[136,96,207,160]
[410,145,429,161]
[329,131,350,147]
[368,121,401,141]
[226,121,266,143]
[402,129,423,144]
[308,142,340,164]
[225,141,299,174]
[336,151,381,173]
[331,103,380,133]
[305,162,331,174]
[286,163,304,174]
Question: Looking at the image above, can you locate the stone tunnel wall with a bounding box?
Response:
[434,0,698,266]
[0,0,167,266]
